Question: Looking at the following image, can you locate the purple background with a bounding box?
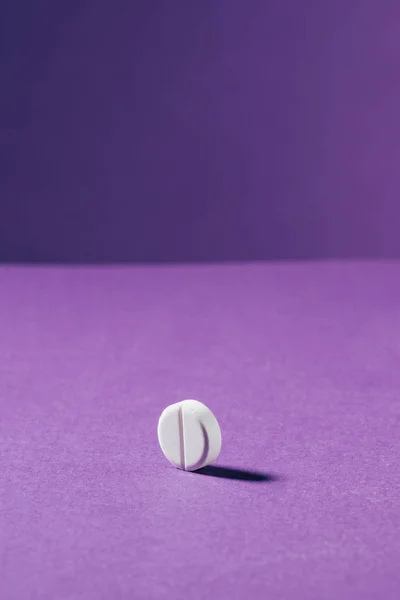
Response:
[2,3,400,598]
[2,0,400,262]
[1,262,400,599]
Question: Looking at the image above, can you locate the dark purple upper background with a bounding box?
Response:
[2,0,400,262]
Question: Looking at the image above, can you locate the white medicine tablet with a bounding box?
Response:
[157,400,222,471]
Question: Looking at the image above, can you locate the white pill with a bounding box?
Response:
[157,400,222,471]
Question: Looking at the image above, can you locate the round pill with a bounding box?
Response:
[157,400,222,471]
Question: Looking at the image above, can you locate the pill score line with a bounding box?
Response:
[178,404,185,470]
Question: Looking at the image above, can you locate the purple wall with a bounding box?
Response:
[1,0,400,262]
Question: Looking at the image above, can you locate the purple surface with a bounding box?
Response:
[1,262,400,599]
[2,1,400,262]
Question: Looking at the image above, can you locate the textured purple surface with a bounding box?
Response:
[1,262,400,599]
[2,1,400,261]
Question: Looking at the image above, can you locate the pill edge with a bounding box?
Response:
[178,403,186,470]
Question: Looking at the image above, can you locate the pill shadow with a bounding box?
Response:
[195,465,280,483]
